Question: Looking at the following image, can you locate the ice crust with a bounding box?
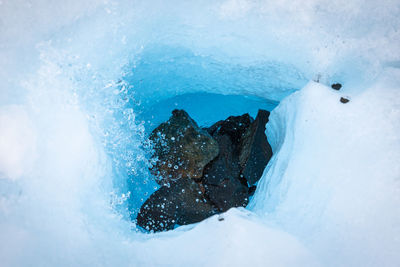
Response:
[0,0,399,266]
[251,77,400,266]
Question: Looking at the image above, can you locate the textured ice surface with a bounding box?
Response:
[0,0,399,266]
[251,76,400,266]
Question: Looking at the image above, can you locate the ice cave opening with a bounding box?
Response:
[107,45,306,229]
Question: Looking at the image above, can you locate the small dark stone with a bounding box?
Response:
[218,216,224,221]
[149,109,219,185]
[136,179,216,232]
[340,97,350,104]
[239,109,273,185]
[331,83,342,90]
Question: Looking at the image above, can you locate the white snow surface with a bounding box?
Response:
[251,77,400,266]
[0,0,399,266]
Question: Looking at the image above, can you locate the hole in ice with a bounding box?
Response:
[137,92,278,132]
[133,93,277,232]
[105,45,305,232]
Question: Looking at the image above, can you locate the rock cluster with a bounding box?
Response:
[137,109,273,232]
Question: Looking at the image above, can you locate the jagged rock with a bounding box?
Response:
[203,177,249,212]
[176,180,217,225]
[239,109,273,185]
[136,179,216,232]
[149,109,219,185]
[205,113,253,142]
[138,109,273,231]
[202,114,253,211]
[248,185,257,196]
[136,186,177,232]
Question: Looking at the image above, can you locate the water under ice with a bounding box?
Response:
[0,0,400,266]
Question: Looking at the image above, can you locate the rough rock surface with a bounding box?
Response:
[239,109,273,185]
[149,109,219,185]
[202,114,253,211]
[137,109,273,232]
[136,179,216,232]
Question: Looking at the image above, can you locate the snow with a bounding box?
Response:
[131,209,321,266]
[0,0,399,266]
[0,105,36,180]
[251,75,400,266]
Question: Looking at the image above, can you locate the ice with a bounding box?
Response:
[251,74,400,265]
[0,106,36,180]
[0,0,399,266]
[131,208,320,266]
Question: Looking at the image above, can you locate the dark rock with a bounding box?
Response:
[248,185,257,196]
[136,186,177,232]
[239,109,273,185]
[202,114,253,212]
[206,114,253,143]
[136,179,216,232]
[204,178,249,211]
[203,135,240,185]
[139,110,273,231]
[149,109,219,185]
[175,180,217,225]
[331,83,342,90]
[340,97,350,104]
